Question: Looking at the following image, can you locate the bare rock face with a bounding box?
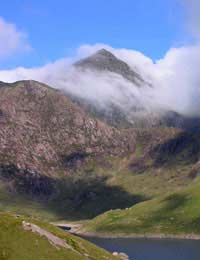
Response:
[22,221,74,250]
[112,251,129,260]
[0,80,135,196]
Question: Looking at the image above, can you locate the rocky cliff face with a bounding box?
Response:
[0,80,135,198]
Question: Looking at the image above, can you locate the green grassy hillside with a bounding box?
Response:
[0,212,118,260]
[83,177,200,236]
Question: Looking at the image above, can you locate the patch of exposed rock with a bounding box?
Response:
[22,221,75,250]
[113,251,129,260]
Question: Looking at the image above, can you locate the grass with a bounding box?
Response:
[107,164,191,198]
[83,177,200,236]
[0,145,194,222]
[0,212,118,260]
[0,186,61,221]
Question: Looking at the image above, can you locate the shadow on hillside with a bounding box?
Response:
[130,131,200,175]
[151,131,200,167]
[0,164,147,220]
[49,175,147,220]
[161,193,188,211]
[187,217,200,232]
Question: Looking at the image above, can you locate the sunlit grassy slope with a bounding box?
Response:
[0,212,118,260]
[83,177,200,236]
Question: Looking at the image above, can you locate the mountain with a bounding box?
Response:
[75,48,146,86]
[0,51,200,243]
[0,77,199,239]
[68,49,154,128]
[67,49,200,129]
[0,79,139,220]
[0,80,134,177]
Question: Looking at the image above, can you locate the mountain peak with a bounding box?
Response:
[75,49,145,85]
[95,48,111,54]
[75,48,117,67]
[91,48,116,58]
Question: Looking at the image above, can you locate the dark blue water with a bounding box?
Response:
[85,237,200,260]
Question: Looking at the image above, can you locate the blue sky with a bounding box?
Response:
[0,0,187,69]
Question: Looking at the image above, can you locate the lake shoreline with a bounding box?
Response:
[79,233,200,260]
[55,223,200,241]
[76,231,200,240]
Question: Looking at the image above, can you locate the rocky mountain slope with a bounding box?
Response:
[0,78,199,223]
[0,80,139,219]
[0,80,134,176]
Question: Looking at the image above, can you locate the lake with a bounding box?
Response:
[84,236,200,260]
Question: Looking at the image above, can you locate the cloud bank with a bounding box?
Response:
[0,1,200,119]
[1,43,200,117]
[0,17,31,58]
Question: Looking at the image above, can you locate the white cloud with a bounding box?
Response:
[0,58,71,82]
[0,1,200,121]
[154,45,200,116]
[75,44,200,116]
[0,17,31,58]
[0,43,200,118]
